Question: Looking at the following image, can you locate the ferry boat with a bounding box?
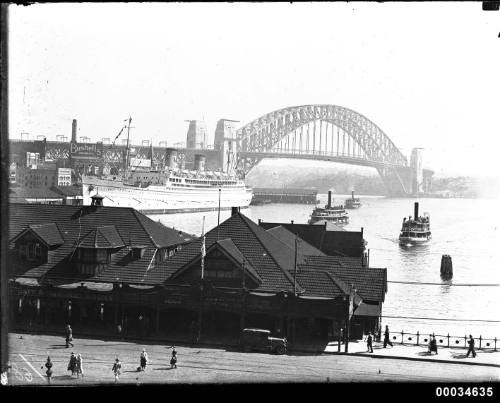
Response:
[82,118,252,214]
[345,191,362,209]
[399,202,431,245]
[308,190,349,225]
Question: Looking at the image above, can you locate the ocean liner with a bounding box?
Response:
[82,119,252,214]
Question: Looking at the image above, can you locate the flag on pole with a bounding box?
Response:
[200,216,206,279]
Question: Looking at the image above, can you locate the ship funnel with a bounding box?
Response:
[166,148,178,170]
[194,154,206,171]
[414,202,419,219]
[328,191,332,208]
[352,190,354,199]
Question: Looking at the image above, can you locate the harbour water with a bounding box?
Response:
[149,194,500,340]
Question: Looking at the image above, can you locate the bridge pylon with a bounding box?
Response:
[376,166,414,197]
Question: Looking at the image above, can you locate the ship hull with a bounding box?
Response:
[308,216,349,226]
[399,235,432,245]
[82,176,253,214]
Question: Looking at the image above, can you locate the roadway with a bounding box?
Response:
[5,333,499,385]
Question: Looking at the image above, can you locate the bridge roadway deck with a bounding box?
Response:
[6,333,499,385]
[238,151,408,170]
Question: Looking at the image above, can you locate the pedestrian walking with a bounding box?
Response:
[65,324,74,348]
[67,352,77,376]
[112,358,122,382]
[428,335,438,355]
[383,325,393,348]
[366,332,373,353]
[76,353,84,378]
[43,356,53,385]
[170,346,177,368]
[140,349,148,371]
[466,335,476,358]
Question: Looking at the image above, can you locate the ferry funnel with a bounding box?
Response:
[328,191,332,208]
[414,202,419,219]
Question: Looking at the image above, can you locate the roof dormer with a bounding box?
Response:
[10,223,63,265]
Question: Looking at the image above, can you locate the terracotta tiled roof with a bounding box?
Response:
[266,226,325,257]
[299,255,387,302]
[144,212,300,292]
[11,223,64,247]
[215,239,262,284]
[8,204,195,285]
[169,238,263,285]
[77,226,125,249]
[258,221,365,257]
[132,210,195,248]
[144,212,381,301]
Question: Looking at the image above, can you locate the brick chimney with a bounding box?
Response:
[71,119,77,143]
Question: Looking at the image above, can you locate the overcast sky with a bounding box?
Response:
[8,2,500,177]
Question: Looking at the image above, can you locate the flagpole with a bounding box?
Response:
[125,116,132,178]
[294,234,298,296]
[217,188,221,241]
[242,259,246,291]
[201,216,206,279]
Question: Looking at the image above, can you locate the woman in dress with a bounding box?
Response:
[76,353,84,378]
[67,352,77,376]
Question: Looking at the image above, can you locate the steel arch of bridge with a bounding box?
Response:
[236,104,408,174]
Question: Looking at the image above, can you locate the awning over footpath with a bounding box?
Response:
[54,282,113,291]
[354,302,381,317]
[15,277,40,287]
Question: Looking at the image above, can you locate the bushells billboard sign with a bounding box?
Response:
[70,141,103,159]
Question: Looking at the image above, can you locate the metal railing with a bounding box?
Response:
[383,331,498,351]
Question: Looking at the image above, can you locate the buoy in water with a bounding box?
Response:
[440,254,453,279]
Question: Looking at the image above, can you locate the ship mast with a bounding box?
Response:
[124,116,132,179]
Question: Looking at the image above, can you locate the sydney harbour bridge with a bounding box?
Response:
[10,104,432,197]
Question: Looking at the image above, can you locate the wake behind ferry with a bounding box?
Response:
[82,118,252,214]
[399,202,431,245]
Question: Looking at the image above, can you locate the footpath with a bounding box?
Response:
[11,327,500,368]
[316,340,500,367]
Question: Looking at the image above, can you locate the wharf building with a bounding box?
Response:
[9,118,243,182]
[251,188,318,205]
[8,199,386,349]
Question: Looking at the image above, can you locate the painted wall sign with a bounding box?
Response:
[70,142,103,158]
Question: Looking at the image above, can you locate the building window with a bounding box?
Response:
[75,247,111,275]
